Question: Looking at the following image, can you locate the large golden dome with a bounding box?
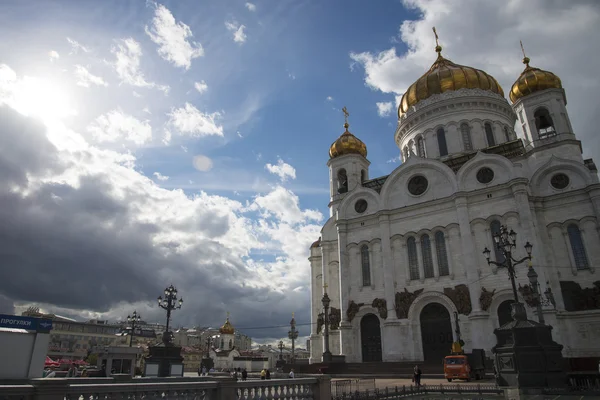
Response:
[509,57,562,103]
[219,317,235,335]
[329,123,367,159]
[398,46,504,117]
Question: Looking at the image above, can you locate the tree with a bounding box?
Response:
[86,353,98,365]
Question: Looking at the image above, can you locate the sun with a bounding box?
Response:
[11,76,77,124]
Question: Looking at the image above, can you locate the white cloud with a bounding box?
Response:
[145,3,204,69]
[153,172,169,181]
[162,129,172,145]
[251,186,321,225]
[288,72,296,80]
[192,154,213,172]
[376,101,393,117]
[194,80,208,93]
[66,37,90,54]
[87,109,152,145]
[74,65,108,88]
[225,21,247,44]
[326,96,333,101]
[168,103,224,137]
[111,38,170,94]
[265,158,296,182]
[132,91,142,98]
[49,51,60,62]
[245,2,256,11]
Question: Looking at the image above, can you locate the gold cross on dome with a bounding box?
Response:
[433,27,439,47]
[342,107,349,125]
[226,311,230,319]
[292,312,295,318]
[520,40,527,59]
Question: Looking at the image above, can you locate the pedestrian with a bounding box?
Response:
[80,368,88,377]
[288,369,295,379]
[413,365,422,387]
[266,369,271,380]
[260,368,266,380]
[241,368,248,381]
[43,367,56,378]
[233,369,239,381]
[67,363,78,378]
[201,366,207,376]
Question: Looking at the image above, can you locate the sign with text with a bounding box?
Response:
[0,314,53,333]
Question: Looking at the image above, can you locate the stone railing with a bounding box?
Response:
[0,376,330,400]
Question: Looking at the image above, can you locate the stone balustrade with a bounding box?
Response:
[0,376,331,400]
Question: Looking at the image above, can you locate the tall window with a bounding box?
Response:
[220,339,224,349]
[403,146,410,162]
[437,128,448,157]
[534,107,556,138]
[228,339,233,349]
[416,137,425,157]
[421,235,434,278]
[460,123,473,151]
[485,123,496,146]
[361,170,366,183]
[337,169,348,193]
[407,237,419,280]
[504,127,511,142]
[522,124,530,142]
[490,220,505,264]
[361,245,371,286]
[435,231,450,276]
[567,224,589,270]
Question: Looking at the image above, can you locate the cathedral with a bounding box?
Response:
[309,39,600,365]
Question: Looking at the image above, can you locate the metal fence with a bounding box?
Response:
[332,384,503,399]
[331,379,376,397]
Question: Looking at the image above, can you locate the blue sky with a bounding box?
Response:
[0,0,599,344]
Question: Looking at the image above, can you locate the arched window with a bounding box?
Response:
[435,231,450,276]
[337,169,348,194]
[361,170,366,184]
[361,245,371,286]
[437,128,448,157]
[567,224,589,270]
[460,123,473,151]
[485,123,496,146]
[229,339,233,349]
[220,339,224,349]
[534,108,555,138]
[407,237,419,280]
[504,126,511,142]
[490,220,505,264]
[416,137,426,157]
[421,235,434,278]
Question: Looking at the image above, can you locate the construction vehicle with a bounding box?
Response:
[444,342,486,382]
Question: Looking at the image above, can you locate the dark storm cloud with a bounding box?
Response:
[0,106,312,338]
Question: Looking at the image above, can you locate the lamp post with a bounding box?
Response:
[278,340,284,361]
[127,311,141,347]
[483,225,532,321]
[157,285,183,345]
[321,286,332,363]
[288,313,299,364]
[519,266,556,324]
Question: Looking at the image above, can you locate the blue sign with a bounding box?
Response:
[0,314,53,333]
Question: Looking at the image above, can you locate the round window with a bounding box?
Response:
[550,173,569,190]
[476,167,495,184]
[408,175,428,196]
[354,199,368,213]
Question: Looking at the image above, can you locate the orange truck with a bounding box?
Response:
[444,346,486,382]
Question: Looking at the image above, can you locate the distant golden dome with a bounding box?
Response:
[329,123,367,159]
[219,317,234,335]
[398,46,504,117]
[509,57,562,103]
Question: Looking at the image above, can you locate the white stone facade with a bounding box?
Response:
[309,82,600,364]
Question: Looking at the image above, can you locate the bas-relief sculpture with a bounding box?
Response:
[479,287,496,311]
[395,288,424,319]
[317,307,342,334]
[560,281,600,311]
[444,284,472,315]
[372,298,387,319]
[346,300,364,322]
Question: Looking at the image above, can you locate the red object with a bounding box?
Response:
[45,357,60,367]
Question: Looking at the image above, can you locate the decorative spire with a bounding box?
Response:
[433,27,442,55]
[323,283,328,293]
[520,40,530,66]
[226,311,230,320]
[342,106,350,131]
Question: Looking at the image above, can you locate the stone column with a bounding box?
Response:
[454,196,482,312]
[431,234,440,280]
[337,223,354,360]
[415,237,425,282]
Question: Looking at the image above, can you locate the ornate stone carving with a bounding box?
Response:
[560,281,600,311]
[316,313,324,334]
[329,307,341,330]
[518,284,538,308]
[372,298,387,319]
[479,287,496,311]
[444,284,472,315]
[394,288,424,319]
[346,300,364,322]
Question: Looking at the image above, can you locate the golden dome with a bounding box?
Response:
[398,46,504,117]
[329,123,367,159]
[219,317,235,335]
[509,57,562,103]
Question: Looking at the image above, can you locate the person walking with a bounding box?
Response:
[67,363,78,378]
[265,369,271,380]
[241,368,248,381]
[233,369,239,381]
[413,365,422,387]
[288,369,295,379]
[260,368,266,380]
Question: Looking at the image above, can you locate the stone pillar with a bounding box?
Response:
[337,223,350,358]
[378,215,397,318]
[415,237,425,282]
[454,196,482,312]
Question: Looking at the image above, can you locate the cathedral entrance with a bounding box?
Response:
[420,302,452,363]
[360,314,382,362]
[497,300,514,327]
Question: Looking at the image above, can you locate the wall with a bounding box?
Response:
[0,329,49,379]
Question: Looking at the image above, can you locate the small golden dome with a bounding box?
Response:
[329,123,367,159]
[509,57,562,103]
[398,47,504,117]
[219,317,235,335]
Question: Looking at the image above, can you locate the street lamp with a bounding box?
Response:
[517,267,556,324]
[482,225,532,321]
[288,313,299,364]
[157,284,183,345]
[278,340,284,361]
[127,311,141,347]
[321,286,332,363]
